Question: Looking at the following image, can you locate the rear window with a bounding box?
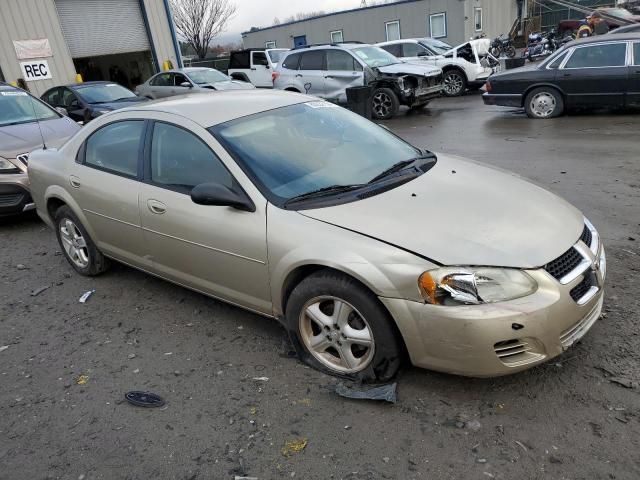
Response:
[300,50,325,70]
[229,51,251,69]
[282,52,302,70]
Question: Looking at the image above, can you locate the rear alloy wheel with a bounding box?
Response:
[286,271,403,382]
[371,88,399,120]
[442,70,467,97]
[525,87,564,119]
[54,205,110,276]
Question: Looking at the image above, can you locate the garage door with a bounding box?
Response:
[55,0,150,58]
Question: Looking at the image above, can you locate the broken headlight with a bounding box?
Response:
[418,268,537,306]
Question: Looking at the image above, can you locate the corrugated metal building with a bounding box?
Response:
[242,0,521,49]
[0,0,182,96]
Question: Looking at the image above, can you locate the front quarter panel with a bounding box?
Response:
[267,205,436,317]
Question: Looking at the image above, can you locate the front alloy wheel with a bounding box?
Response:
[442,70,466,96]
[299,296,375,373]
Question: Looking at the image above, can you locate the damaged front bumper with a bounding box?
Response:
[400,83,444,106]
[379,268,604,377]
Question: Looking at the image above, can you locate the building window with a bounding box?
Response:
[330,30,344,43]
[385,21,400,41]
[474,8,482,32]
[429,13,447,39]
[265,41,276,48]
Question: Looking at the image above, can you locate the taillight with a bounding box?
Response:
[485,81,492,92]
[272,71,280,82]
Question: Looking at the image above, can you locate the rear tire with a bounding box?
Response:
[286,271,403,383]
[442,69,467,97]
[54,206,110,276]
[505,45,517,58]
[524,87,564,119]
[371,87,399,120]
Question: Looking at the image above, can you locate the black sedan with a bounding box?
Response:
[41,81,148,124]
[483,33,640,118]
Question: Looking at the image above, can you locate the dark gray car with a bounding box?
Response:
[135,68,255,99]
[0,83,81,216]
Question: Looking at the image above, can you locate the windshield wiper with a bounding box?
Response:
[368,153,436,184]
[284,184,365,206]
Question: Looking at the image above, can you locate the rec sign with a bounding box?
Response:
[20,60,53,81]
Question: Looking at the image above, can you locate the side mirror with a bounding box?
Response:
[55,107,68,116]
[180,82,193,88]
[417,51,429,57]
[191,183,255,212]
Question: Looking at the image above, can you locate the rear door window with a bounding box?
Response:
[299,50,325,70]
[634,43,640,65]
[85,121,144,177]
[229,51,250,69]
[547,51,569,69]
[282,52,302,70]
[326,50,357,71]
[564,43,627,68]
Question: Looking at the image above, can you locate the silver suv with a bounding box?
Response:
[273,43,443,119]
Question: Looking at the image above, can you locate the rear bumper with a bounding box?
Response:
[483,93,523,107]
[0,177,33,217]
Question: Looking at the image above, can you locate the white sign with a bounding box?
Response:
[20,60,52,81]
[14,39,52,60]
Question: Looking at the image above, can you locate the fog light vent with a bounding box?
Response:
[494,339,545,367]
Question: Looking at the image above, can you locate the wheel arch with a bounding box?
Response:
[43,186,99,240]
[229,72,251,83]
[441,64,468,82]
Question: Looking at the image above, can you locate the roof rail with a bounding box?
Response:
[292,41,366,50]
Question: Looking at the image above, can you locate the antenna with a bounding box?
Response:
[22,82,47,150]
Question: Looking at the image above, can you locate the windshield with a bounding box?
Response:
[210,102,420,206]
[0,90,59,127]
[352,46,399,68]
[420,39,451,54]
[267,49,288,64]
[603,8,633,19]
[75,84,137,104]
[187,68,230,84]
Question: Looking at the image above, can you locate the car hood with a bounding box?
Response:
[0,116,80,158]
[301,154,584,268]
[378,63,442,77]
[94,97,148,110]
[201,80,256,90]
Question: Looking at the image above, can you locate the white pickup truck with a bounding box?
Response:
[227,48,289,88]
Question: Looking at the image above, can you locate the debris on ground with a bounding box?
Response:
[282,439,307,456]
[76,374,89,385]
[16,264,27,270]
[609,377,638,389]
[252,377,269,382]
[79,290,95,303]
[0,346,9,353]
[30,286,49,296]
[466,419,482,432]
[234,476,258,480]
[125,391,165,408]
[334,382,397,403]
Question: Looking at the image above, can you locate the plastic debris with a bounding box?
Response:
[76,374,89,385]
[252,377,269,382]
[334,382,397,403]
[125,391,165,408]
[31,286,49,296]
[0,346,9,353]
[610,377,638,389]
[234,477,258,480]
[282,438,307,456]
[79,290,95,303]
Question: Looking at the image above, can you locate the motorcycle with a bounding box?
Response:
[523,29,562,61]
[489,34,516,58]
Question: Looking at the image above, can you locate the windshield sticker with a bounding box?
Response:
[1,91,28,96]
[305,101,339,109]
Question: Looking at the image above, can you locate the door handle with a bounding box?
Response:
[69,176,81,188]
[563,73,571,77]
[147,199,166,215]
[251,68,257,70]
[295,74,303,78]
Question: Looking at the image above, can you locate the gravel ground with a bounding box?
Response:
[1,93,639,480]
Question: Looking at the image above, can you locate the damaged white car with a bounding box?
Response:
[377,38,499,97]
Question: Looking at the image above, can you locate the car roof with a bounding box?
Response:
[181,67,221,73]
[114,89,314,127]
[610,24,640,33]
[0,83,19,91]
[564,32,640,47]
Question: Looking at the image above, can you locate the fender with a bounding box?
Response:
[43,185,99,240]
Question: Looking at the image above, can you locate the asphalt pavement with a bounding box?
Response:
[1,92,639,480]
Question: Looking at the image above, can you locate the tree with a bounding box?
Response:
[170,0,237,59]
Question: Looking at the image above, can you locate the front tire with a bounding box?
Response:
[286,271,403,383]
[54,206,110,276]
[442,69,467,97]
[371,87,399,120]
[524,87,564,119]
[505,45,517,58]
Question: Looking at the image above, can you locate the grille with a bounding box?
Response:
[580,224,592,248]
[0,193,24,207]
[570,275,594,302]
[544,247,583,281]
[494,339,545,367]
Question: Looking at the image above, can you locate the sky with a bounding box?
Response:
[218,0,363,42]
